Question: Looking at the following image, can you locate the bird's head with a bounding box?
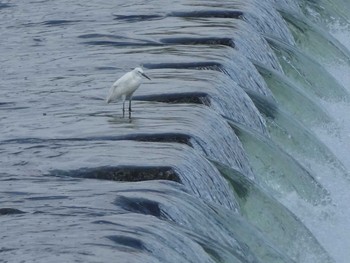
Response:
[134,67,151,80]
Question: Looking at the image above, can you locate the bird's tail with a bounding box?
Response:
[106,86,122,104]
[106,91,115,104]
[106,92,120,104]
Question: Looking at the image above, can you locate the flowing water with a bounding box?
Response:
[1,0,350,262]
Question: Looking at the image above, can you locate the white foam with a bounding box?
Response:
[279,22,350,263]
[303,24,350,262]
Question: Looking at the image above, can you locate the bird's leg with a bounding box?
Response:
[122,98,126,118]
[128,98,132,119]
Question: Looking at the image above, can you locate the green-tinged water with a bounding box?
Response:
[215,161,334,263]
[267,36,350,101]
[228,120,329,205]
[265,108,347,174]
[280,10,350,65]
[254,62,332,125]
[298,0,350,27]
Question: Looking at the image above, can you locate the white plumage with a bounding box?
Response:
[106,67,151,118]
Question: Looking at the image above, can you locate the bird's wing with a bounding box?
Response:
[106,72,132,103]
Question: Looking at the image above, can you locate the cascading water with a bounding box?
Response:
[1,0,350,262]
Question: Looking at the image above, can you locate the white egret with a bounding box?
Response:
[106,67,151,118]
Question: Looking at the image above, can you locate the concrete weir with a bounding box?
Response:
[1,0,348,262]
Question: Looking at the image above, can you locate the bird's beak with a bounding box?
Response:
[141,72,151,80]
